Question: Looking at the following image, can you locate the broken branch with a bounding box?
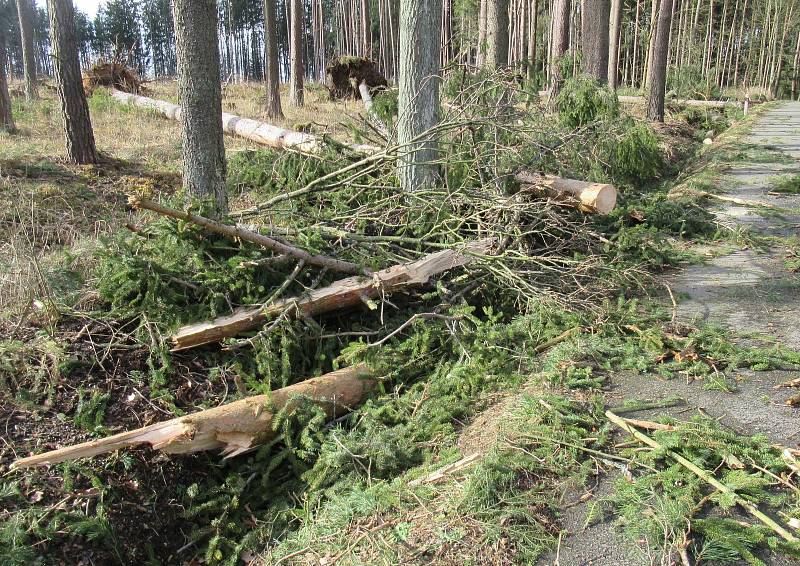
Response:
[12,365,376,469]
[170,239,494,350]
[129,196,366,275]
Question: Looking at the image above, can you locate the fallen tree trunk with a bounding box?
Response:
[536,90,742,108]
[129,196,366,275]
[171,238,494,350]
[358,81,389,139]
[12,365,375,469]
[515,172,617,214]
[110,90,378,155]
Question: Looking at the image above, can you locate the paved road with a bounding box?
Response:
[540,102,800,566]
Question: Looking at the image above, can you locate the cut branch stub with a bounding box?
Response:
[12,365,376,469]
[515,172,617,214]
[171,238,494,351]
[129,196,366,275]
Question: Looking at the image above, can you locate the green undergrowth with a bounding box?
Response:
[771,173,800,194]
[595,416,800,565]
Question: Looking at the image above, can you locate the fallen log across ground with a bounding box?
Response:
[171,238,494,350]
[515,172,617,214]
[129,196,366,275]
[535,90,743,108]
[12,365,375,469]
[109,90,378,155]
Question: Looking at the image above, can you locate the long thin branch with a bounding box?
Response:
[129,196,367,275]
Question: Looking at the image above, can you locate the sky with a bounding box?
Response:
[36,0,103,19]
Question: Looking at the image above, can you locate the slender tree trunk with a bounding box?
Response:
[263,0,284,119]
[289,0,304,106]
[733,0,750,87]
[549,0,571,96]
[582,0,610,82]
[397,0,442,191]
[0,41,16,133]
[527,0,539,80]
[361,0,372,57]
[792,30,800,100]
[47,0,97,164]
[477,0,488,65]
[608,0,623,88]
[173,0,228,218]
[16,0,38,101]
[703,0,713,94]
[648,0,674,120]
[486,0,510,68]
[644,0,659,88]
[632,0,642,85]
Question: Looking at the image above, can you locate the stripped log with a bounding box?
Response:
[516,172,617,214]
[109,90,378,155]
[12,365,375,469]
[129,196,366,275]
[172,239,494,351]
[537,90,742,108]
[358,81,389,139]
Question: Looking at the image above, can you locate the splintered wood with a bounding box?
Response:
[171,239,494,351]
[515,172,617,214]
[12,365,375,469]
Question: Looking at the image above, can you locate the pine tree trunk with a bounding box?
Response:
[47,0,97,164]
[643,0,659,88]
[0,40,16,133]
[647,0,674,121]
[608,0,623,88]
[362,0,372,57]
[397,0,442,192]
[549,0,571,95]
[792,30,800,100]
[477,0,488,65]
[290,0,304,106]
[486,0,510,68]
[263,0,284,119]
[173,0,228,218]
[581,0,610,82]
[16,0,38,101]
[527,0,538,81]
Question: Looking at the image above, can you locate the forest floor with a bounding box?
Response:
[3,79,800,566]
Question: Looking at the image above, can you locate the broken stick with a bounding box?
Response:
[515,172,617,214]
[171,239,494,350]
[12,365,375,469]
[129,196,366,275]
[606,410,797,542]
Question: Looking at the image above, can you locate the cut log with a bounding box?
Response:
[358,81,389,139]
[515,172,617,214]
[12,365,375,469]
[171,238,494,351]
[109,89,378,155]
[129,196,366,275]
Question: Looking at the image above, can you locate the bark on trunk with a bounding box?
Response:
[171,239,493,350]
[47,0,97,164]
[290,0,305,106]
[608,0,623,88]
[16,0,38,101]
[581,0,610,83]
[0,41,15,133]
[174,0,228,218]
[361,0,373,57]
[647,0,674,122]
[515,172,617,214]
[12,365,376,468]
[486,0,510,68]
[526,0,539,81]
[548,0,571,99]
[110,91,378,155]
[263,0,284,119]
[397,0,442,192]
